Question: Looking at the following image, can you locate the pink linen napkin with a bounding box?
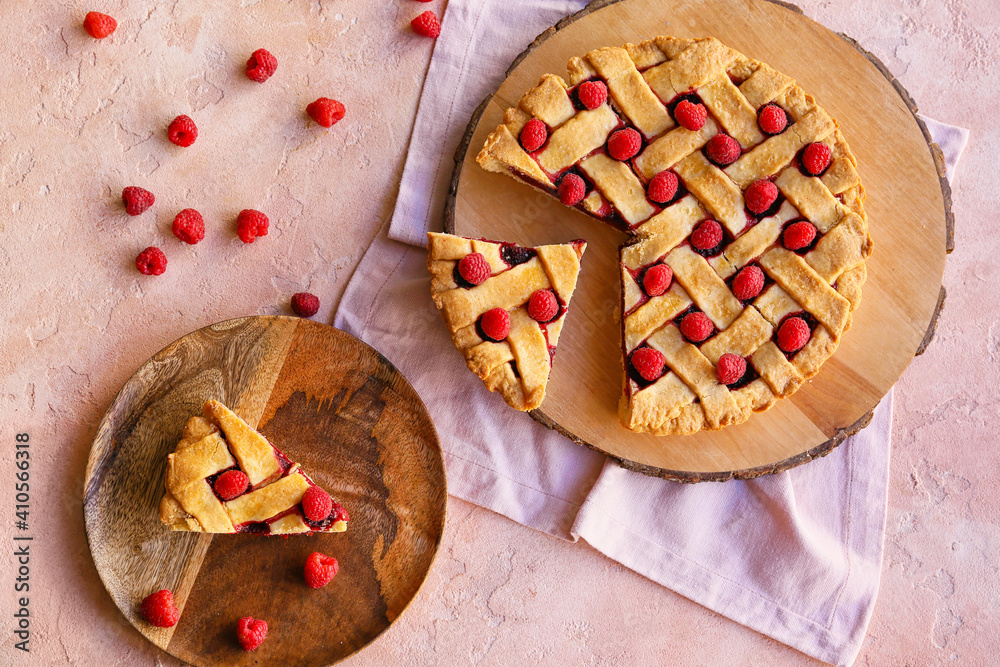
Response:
[337,2,968,663]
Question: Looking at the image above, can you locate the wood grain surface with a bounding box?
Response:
[83,317,447,666]
[447,0,951,480]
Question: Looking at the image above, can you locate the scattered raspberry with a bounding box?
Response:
[304,552,340,589]
[122,187,154,216]
[519,118,547,153]
[135,247,167,276]
[84,12,117,39]
[647,171,678,204]
[777,316,810,352]
[411,11,441,38]
[458,252,490,286]
[167,115,198,147]
[680,312,713,343]
[213,470,249,500]
[802,142,832,176]
[731,265,764,301]
[172,208,205,245]
[291,292,320,318]
[690,219,723,250]
[716,353,747,385]
[758,104,788,134]
[500,245,534,267]
[236,209,269,244]
[245,48,277,83]
[642,263,673,297]
[301,486,333,523]
[783,221,817,251]
[237,617,268,652]
[306,98,346,128]
[558,173,586,206]
[607,128,641,161]
[630,347,666,383]
[578,80,608,110]
[140,590,179,628]
[674,100,707,131]
[480,308,510,341]
[528,289,559,323]
[745,179,778,215]
[705,134,740,166]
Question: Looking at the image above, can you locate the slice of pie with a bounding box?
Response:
[477,36,872,435]
[159,400,349,535]
[427,232,586,411]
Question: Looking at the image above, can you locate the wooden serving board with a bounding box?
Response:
[83,317,447,666]
[448,0,952,480]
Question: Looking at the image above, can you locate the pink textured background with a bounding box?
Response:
[0,1,995,664]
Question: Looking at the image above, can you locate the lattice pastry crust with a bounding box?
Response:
[477,36,872,435]
[159,400,349,534]
[428,232,586,411]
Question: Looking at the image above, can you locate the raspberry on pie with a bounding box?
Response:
[476,36,873,435]
[159,400,350,535]
[427,233,586,411]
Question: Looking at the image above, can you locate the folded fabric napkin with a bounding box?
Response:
[337,3,968,663]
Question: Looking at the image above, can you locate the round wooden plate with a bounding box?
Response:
[83,317,447,666]
[447,0,952,481]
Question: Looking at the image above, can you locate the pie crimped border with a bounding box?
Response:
[444,0,952,482]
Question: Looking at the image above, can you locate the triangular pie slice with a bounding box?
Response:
[159,400,349,535]
[427,232,586,411]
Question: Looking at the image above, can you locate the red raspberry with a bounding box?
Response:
[172,208,205,245]
[716,353,747,385]
[140,590,179,628]
[745,179,778,215]
[84,12,117,39]
[528,289,559,323]
[777,316,810,352]
[480,308,510,341]
[135,247,167,275]
[705,134,740,166]
[783,221,817,251]
[758,104,787,134]
[291,292,320,318]
[307,98,346,128]
[731,265,764,300]
[304,552,340,589]
[237,209,269,244]
[578,80,608,110]
[458,252,490,286]
[647,171,678,204]
[558,174,586,206]
[642,263,673,297]
[630,347,666,383]
[167,115,198,147]
[237,617,268,652]
[302,486,333,523]
[245,48,277,83]
[122,187,154,216]
[411,11,441,38]
[331,501,350,523]
[674,100,707,131]
[607,128,641,161]
[519,118,547,153]
[213,470,249,500]
[680,312,714,343]
[802,142,832,176]
[691,219,723,250]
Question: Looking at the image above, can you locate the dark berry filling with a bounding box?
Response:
[500,244,536,267]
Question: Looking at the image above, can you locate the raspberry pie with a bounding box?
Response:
[159,400,349,534]
[427,232,586,411]
[477,36,872,434]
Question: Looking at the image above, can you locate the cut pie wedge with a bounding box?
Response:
[427,232,586,411]
[159,400,349,535]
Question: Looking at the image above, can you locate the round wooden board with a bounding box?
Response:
[83,317,447,666]
[449,0,951,480]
